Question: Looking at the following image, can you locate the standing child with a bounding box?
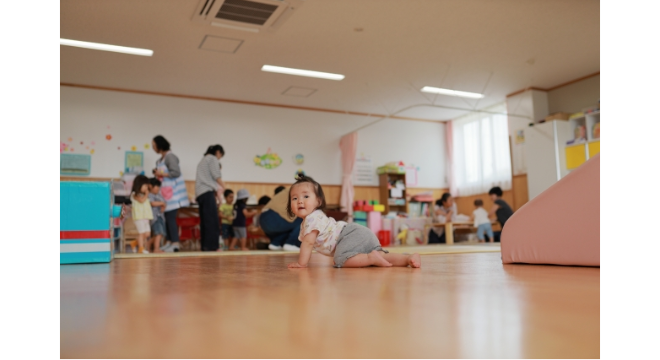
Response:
[219,189,235,251]
[471,199,493,243]
[130,175,153,254]
[230,189,257,251]
[146,178,167,253]
[488,186,514,242]
[286,175,421,269]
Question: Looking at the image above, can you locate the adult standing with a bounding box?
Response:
[260,186,302,252]
[152,135,189,252]
[428,192,458,244]
[195,145,226,251]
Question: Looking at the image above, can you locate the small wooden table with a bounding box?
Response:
[424,221,493,244]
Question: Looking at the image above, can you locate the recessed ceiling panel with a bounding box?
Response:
[395,105,470,121]
[199,35,243,53]
[282,86,317,97]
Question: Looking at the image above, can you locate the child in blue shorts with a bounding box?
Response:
[147,178,167,252]
[472,199,493,242]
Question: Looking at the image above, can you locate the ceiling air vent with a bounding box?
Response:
[192,0,303,33]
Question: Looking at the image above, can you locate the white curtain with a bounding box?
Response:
[451,103,512,196]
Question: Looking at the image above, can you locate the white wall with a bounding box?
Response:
[506,89,548,175]
[356,119,447,188]
[61,86,447,188]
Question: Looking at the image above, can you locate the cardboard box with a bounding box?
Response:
[544,112,571,122]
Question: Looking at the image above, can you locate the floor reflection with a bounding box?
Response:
[61,253,599,358]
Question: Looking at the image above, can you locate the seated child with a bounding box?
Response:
[130,175,153,254]
[146,178,167,253]
[286,175,421,268]
[230,189,257,251]
[219,189,235,250]
[252,195,271,229]
[471,199,493,243]
[246,195,271,249]
[488,186,514,242]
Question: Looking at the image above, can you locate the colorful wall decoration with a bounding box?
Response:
[254,148,282,169]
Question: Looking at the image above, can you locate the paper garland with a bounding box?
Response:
[254,148,282,169]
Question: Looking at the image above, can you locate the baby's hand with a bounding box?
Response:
[287,262,307,269]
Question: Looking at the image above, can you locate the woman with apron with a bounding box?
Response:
[152,135,190,252]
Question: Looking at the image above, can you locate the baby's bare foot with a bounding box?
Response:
[368,250,392,267]
[408,253,421,268]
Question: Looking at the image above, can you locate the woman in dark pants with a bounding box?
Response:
[152,135,190,252]
[194,145,226,251]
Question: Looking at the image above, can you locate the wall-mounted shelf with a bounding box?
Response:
[565,112,600,170]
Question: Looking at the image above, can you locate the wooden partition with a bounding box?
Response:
[511,174,529,211]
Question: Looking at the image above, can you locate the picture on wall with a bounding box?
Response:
[125,151,144,173]
[515,129,525,144]
[353,154,374,185]
[61,153,91,176]
[254,148,282,169]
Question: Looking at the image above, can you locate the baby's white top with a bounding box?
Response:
[298,210,347,256]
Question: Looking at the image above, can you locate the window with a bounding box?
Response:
[450,103,511,196]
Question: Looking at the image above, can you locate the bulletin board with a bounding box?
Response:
[353,155,375,185]
[60,154,91,176]
[405,166,418,186]
[125,151,143,172]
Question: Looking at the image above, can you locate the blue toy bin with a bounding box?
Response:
[112,205,122,218]
[60,181,114,264]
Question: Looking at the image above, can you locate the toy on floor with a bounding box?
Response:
[61,181,121,264]
[396,224,424,245]
[396,224,409,245]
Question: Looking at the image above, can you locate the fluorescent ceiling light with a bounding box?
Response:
[421,86,484,99]
[261,65,344,80]
[60,38,153,56]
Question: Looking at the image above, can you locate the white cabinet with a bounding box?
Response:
[524,120,571,200]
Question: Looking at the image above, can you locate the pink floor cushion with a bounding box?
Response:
[501,154,600,266]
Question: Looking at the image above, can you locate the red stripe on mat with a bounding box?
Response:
[60,230,111,239]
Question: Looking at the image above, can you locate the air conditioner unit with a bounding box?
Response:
[192,0,303,33]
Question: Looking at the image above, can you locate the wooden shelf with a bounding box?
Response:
[379,173,407,214]
[565,111,600,170]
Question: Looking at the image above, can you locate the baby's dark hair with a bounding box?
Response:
[488,186,503,197]
[236,198,248,205]
[223,189,234,198]
[474,199,483,207]
[286,175,326,218]
[132,175,150,195]
[149,177,161,187]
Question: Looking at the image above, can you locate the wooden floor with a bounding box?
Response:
[114,243,502,259]
[61,252,600,358]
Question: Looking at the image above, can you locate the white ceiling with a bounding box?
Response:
[60,0,600,121]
